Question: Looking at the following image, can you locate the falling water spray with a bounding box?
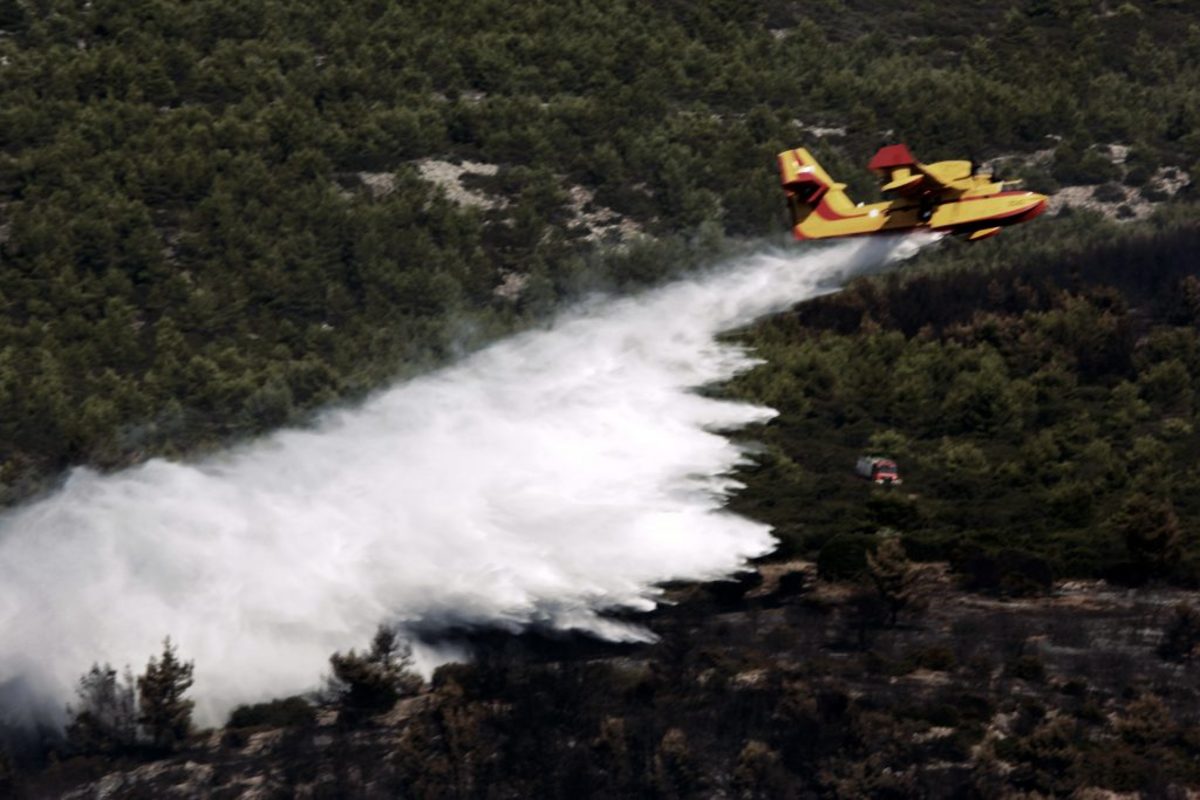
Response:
[0,235,931,725]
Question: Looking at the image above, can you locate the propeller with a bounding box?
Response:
[967,156,993,185]
[992,165,1024,190]
[972,155,1004,184]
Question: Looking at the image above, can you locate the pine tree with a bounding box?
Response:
[866,533,926,627]
[652,728,697,799]
[65,663,137,754]
[733,740,788,799]
[136,638,195,752]
[1158,603,1200,662]
[327,626,423,721]
[1116,494,1183,576]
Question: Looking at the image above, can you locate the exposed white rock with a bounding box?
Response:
[416,159,506,210]
[493,270,529,300]
[791,119,846,138]
[565,184,643,244]
[1154,165,1190,196]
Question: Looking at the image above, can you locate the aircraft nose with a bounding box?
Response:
[1019,193,1048,222]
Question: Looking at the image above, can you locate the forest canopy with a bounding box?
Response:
[0,0,1198,499]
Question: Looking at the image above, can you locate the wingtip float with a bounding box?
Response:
[778,143,1047,241]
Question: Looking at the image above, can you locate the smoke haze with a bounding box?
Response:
[0,236,926,724]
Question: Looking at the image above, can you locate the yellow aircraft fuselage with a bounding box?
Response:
[778,145,1047,242]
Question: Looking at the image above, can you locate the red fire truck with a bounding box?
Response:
[856,456,902,485]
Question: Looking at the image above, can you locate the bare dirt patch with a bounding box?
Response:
[565,184,643,244]
[416,159,506,210]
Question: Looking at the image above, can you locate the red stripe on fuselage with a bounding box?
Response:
[798,194,1046,239]
[953,190,1038,203]
[931,197,1046,231]
[801,189,1044,233]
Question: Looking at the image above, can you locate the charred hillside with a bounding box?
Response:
[24,565,1200,799]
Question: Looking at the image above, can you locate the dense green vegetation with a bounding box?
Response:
[2,0,1199,500]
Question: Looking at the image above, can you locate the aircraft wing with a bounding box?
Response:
[868,143,970,195]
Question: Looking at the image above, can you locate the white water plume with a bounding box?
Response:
[0,235,929,724]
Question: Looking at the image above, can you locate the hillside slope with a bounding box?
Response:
[1,0,1198,498]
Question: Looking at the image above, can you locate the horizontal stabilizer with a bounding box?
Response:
[882,172,924,193]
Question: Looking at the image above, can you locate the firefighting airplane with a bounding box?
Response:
[778,143,1047,241]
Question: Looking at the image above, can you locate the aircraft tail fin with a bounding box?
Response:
[777,148,853,238]
[778,148,831,204]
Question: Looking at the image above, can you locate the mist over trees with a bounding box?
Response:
[326,625,423,722]
[65,665,137,755]
[136,638,195,753]
[65,638,194,757]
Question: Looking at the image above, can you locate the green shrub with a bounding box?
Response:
[705,571,763,607]
[1123,164,1152,187]
[912,645,957,672]
[918,702,961,727]
[1053,146,1121,185]
[1093,183,1126,203]
[227,696,316,729]
[775,570,808,598]
[1007,654,1046,682]
[865,491,922,531]
[326,626,424,722]
[1157,603,1200,662]
[956,548,1054,596]
[817,534,872,581]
